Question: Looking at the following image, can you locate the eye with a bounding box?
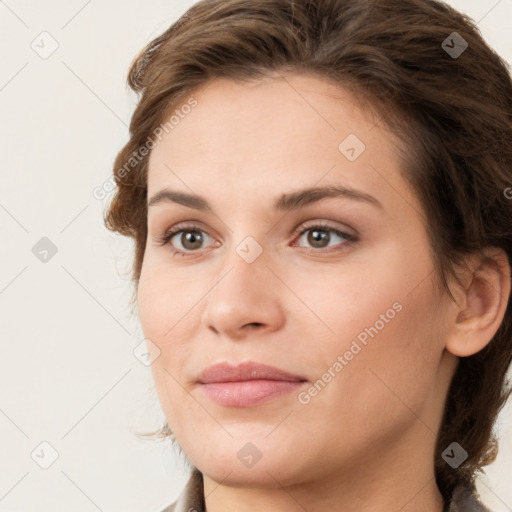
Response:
[155,220,357,258]
[155,223,216,257]
[292,221,356,252]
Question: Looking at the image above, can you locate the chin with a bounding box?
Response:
[199,457,298,488]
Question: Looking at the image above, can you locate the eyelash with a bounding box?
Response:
[155,221,357,258]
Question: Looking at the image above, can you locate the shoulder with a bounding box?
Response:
[448,481,491,512]
[159,468,205,512]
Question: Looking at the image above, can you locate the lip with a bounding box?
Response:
[196,361,308,407]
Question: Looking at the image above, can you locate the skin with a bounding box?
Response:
[137,73,511,512]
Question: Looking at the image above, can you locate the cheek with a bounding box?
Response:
[137,257,196,394]
[299,241,442,412]
[331,303,441,450]
[137,249,199,341]
[137,268,196,429]
[296,240,434,348]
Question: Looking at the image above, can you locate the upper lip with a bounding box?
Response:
[196,361,307,384]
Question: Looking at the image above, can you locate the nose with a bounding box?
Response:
[200,245,285,340]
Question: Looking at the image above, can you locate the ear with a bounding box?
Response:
[445,247,511,357]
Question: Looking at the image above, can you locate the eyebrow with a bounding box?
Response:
[147,185,383,212]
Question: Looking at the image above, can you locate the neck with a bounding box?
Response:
[203,424,445,512]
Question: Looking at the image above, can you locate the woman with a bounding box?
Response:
[105,0,512,510]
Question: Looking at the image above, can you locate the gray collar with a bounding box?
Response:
[447,480,491,511]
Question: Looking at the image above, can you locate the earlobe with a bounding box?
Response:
[445,248,511,358]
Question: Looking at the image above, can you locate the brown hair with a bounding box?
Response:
[104,0,512,502]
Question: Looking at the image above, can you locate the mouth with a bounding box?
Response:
[196,361,308,407]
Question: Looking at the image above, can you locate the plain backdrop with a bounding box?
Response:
[0,1,511,511]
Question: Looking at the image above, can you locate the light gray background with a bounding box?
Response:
[1,1,511,510]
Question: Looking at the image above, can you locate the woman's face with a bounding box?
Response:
[138,74,456,487]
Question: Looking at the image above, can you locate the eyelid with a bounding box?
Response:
[154,221,215,250]
[290,219,357,240]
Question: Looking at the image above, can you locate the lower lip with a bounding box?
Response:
[199,379,307,407]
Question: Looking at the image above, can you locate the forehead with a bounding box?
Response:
[146,74,414,215]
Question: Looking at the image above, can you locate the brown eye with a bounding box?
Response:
[306,229,331,249]
[295,224,355,251]
[156,223,215,256]
[176,230,204,251]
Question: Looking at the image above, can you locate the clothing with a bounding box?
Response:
[159,467,491,512]
[448,481,491,512]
